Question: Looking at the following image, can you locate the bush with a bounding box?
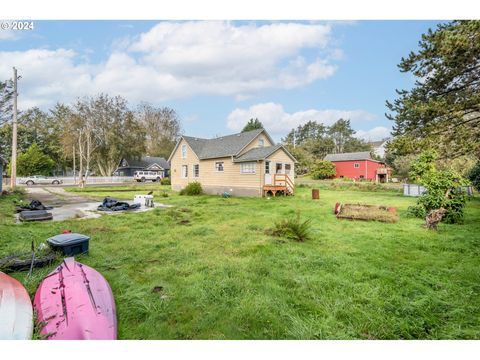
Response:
[467,162,480,190]
[409,150,469,225]
[406,205,427,218]
[266,212,312,242]
[179,181,203,196]
[160,177,171,185]
[311,160,336,180]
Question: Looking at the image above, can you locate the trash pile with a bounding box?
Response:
[15,200,53,222]
[15,199,53,213]
[97,197,141,211]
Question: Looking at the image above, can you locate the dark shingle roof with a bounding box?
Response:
[183,129,267,159]
[324,151,373,162]
[123,156,170,170]
[233,144,284,162]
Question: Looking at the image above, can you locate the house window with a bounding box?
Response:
[241,162,256,174]
[276,163,283,174]
[258,138,264,147]
[181,144,187,159]
[354,163,360,168]
[265,161,270,174]
[215,162,224,172]
[193,164,199,177]
[181,165,188,178]
[285,164,291,175]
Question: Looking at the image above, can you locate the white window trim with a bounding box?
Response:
[215,161,225,172]
[354,163,360,168]
[181,144,187,159]
[265,160,270,174]
[181,165,188,178]
[240,162,256,174]
[193,164,200,178]
[285,163,291,175]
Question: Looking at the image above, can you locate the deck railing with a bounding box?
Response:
[273,174,294,194]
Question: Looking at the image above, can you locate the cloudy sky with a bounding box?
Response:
[0,20,442,141]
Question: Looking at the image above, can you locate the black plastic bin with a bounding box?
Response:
[47,233,90,256]
[19,210,53,222]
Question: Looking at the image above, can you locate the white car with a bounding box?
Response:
[134,171,162,182]
[20,175,63,186]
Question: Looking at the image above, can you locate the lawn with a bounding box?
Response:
[1,184,479,339]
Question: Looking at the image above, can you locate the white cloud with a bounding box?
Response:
[227,102,379,138]
[354,126,391,141]
[0,21,340,108]
[0,49,95,109]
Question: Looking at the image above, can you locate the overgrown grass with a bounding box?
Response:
[1,185,479,339]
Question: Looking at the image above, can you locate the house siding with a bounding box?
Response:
[264,149,295,186]
[332,159,383,181]
[237,132,273,156]
[170,132,296,197]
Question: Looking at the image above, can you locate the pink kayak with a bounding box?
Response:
[34,257,117,340]
[0,271,33,339]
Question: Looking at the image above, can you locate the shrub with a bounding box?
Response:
[266,212,312,242]
[311,160,336,180]
[160,177,171,185]
[409,150,469,225]
[467,162,480,190]
[406,205,427,218]
[179,181,203,196]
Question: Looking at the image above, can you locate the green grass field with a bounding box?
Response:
[1,184,479,339]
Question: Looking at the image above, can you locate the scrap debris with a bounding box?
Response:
[97,197,141,212]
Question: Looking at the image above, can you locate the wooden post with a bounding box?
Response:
[312,189,320,200]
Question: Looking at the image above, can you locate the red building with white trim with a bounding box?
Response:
[324,151,389,182]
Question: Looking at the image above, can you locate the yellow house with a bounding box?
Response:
[168,128,297,197]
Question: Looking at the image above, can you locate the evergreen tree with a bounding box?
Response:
[241,118,264,132]
[387,20,480,159]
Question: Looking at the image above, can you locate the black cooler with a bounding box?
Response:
[47,233,90,256]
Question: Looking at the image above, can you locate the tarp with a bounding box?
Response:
[16,200,53,213]
[97,197,141,211]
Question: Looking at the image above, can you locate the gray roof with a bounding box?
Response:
[121,156,170,170]
[182,129,269,160]
[233,144,284,162]
[324,151,373,162]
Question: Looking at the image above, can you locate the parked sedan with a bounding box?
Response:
[19,175,63,186]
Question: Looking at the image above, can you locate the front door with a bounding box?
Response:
[264,161,272,185]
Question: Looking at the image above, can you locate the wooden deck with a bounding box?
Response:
[263,174,294,197]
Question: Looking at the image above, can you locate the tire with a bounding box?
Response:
[52,180,60,185]
[26,180,34,186]
[141,177,146,182]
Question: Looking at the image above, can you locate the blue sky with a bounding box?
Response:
[0,20,443,141]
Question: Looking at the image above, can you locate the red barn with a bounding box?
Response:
[324,151,389,182]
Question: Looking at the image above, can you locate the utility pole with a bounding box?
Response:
[10,67,18,189]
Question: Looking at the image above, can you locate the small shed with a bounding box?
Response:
[0,155,6,193]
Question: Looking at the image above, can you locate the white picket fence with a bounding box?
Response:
[15,176,134,186]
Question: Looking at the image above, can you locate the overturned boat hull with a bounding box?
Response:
[34,257,117,340]
[0,272,33,340]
